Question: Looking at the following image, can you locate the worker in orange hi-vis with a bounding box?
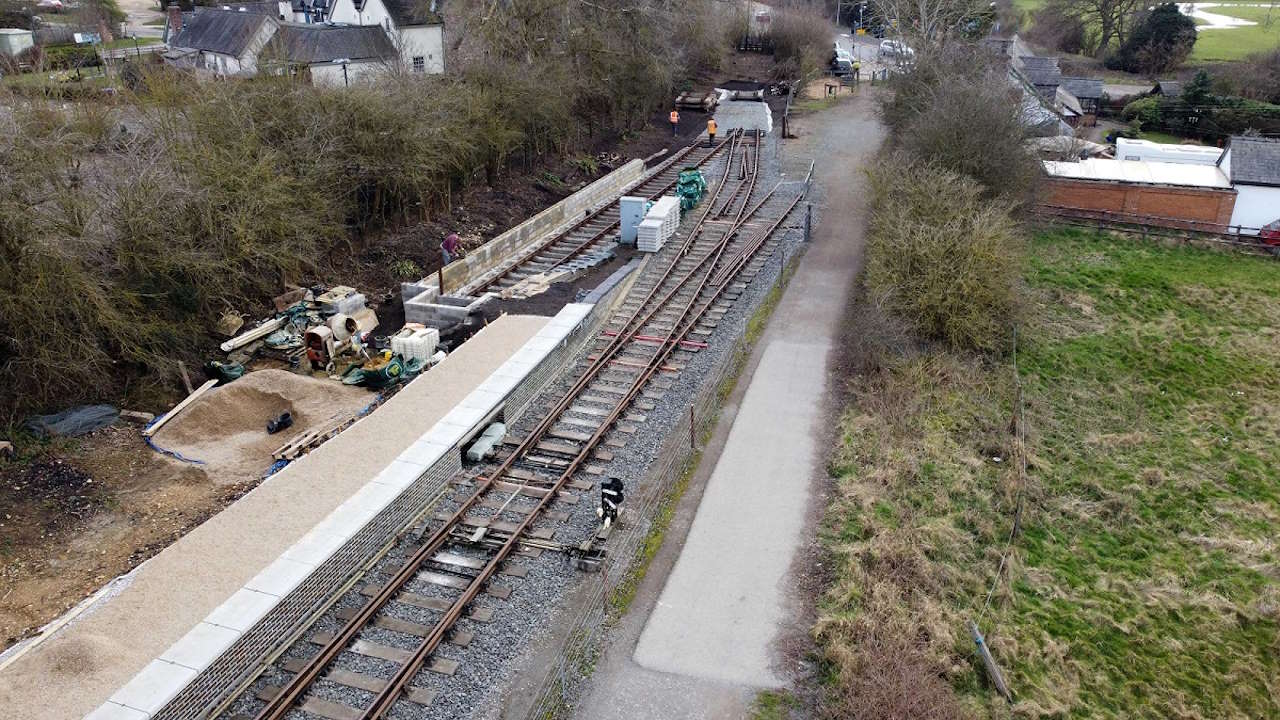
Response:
[706,117,718,147]
[669,108,680,137]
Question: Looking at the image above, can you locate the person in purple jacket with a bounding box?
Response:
[441,233,463,265]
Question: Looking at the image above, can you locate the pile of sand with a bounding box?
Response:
[150,370,373,485]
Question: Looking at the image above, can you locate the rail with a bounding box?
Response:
[248,132,786,720]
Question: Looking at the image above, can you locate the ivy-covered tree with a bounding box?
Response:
[1107,2,1197,76]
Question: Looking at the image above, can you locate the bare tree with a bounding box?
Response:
[1053,0,1143,57]
[869,0,992,48]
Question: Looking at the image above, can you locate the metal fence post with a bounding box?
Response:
[805,202,812,241]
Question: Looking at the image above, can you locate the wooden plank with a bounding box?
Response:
[417,570,471,590]
[143,379,218,437]
[404,687,437,706]
[500,564,529,578]
[325,668,387,693]
[299,698,362,720]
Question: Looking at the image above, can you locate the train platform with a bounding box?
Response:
[0,314,554,720]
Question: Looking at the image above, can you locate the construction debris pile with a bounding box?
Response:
[218,285,446,390]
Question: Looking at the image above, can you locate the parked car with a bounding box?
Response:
[36,0,63,11]
[830,48,856,76]
[878,39,914,61]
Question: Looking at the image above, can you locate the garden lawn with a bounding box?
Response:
[819,229,1280,719]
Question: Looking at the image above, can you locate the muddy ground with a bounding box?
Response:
[0,51,782,652]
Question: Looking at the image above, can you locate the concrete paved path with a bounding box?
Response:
[570,91,885,718]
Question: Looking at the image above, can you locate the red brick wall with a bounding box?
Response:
[1042,178,1236,230]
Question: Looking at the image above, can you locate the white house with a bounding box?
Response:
[165,8,278,77]
[164,0,442,81]
[290,0,442,73]
[1218,136,1280,234]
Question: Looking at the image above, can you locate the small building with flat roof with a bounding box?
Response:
[1041,157,1237,230]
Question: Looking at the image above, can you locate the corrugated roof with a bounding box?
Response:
[172,9,273,56]
[1223,136,1280,186]
[1060,76,1103,100]
[1155,79,1182,97]
[271,23,395,63]
[1044,158,1232,189]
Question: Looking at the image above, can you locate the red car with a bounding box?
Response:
[1260,220,1280,248]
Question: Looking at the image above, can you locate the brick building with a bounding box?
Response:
[1041,158,1237,230]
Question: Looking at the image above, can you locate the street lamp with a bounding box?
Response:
[332,57,350,87]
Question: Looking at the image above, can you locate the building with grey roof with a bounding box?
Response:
[161,0,441,84]
[1219,136,1280,233]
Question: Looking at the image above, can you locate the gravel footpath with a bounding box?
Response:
[218,132,806,720]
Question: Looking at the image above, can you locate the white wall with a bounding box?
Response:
[327,0,392,26]
[1228,184,1280,234]
[309,59,386,86]
[398,24,443,73]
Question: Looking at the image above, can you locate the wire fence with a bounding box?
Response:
[1033,205,1279,258]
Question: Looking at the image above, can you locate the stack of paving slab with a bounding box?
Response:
[637,196,681,253]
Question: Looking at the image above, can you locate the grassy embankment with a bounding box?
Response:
[821,229,1280,718]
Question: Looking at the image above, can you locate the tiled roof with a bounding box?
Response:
[1060,76,1103,100]
[171,9,272,57]
[1018,55,1061,87]
[1223,136,1280,186]
[382,0,441,26]
[272,23,395,63]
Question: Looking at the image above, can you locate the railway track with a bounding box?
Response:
[475,133,737,295]
[220,130,804,720]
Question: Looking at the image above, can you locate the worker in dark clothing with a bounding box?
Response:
[598,477,624,529]
[669,108,680,137]
[706,118,718,147]
[441,232,462,265]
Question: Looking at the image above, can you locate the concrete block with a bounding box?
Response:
[422,422,467,449]
[401,438,452,468]
[204,588,278,632]
[523,335,563,353]
[160,621,241,672]
[282,526,351,566]
[439,404,489,435]
[84,702,150,720]
[369,459,425,490]
[458,387,506,413]
[244,556,316,598]
[476,371,521,398]
[400,281,436,306]
[108,659,198,715]
[512,345,552,368]
[493,357,538,380]
[345,480,402,516]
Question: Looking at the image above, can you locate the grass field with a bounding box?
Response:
[819,229,1280,719]
[1192,5,1280,62]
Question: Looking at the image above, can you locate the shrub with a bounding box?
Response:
[1121,95,1162,125]
[767,8,831,80]
[864,153,1024,354]
[1106,2,1196,75]
[883,46,1042,205]
[1026,2,1091,55]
